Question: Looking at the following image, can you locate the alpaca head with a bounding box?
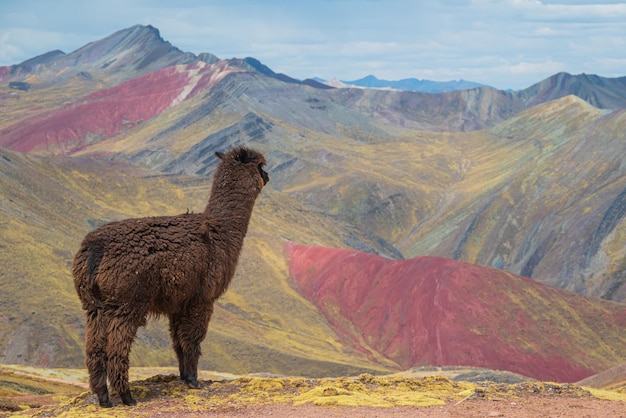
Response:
[215,146,269,192]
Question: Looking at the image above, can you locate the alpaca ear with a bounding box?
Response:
[215,151,225,160]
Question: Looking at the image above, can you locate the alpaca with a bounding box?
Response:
[72,146,268,407]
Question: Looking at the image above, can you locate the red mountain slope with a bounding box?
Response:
[287,243,626,382]
[0,61,239,154]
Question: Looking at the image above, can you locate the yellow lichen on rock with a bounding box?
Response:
[239,377,285,393]
[584,387,626,402]
[292,375,473,408]
[294,385,393,407]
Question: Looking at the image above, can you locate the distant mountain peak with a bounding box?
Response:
[118,24,170,48]
[141,23,160,35]
[75,23,184,60]
[115,23,162,38]
[18,50,66,67]
[1,24,198,84]
[197,52,220,64]
[322,74,489,93]
[241,57,275,76]
[520,72,626,109]
[234,56,308,85]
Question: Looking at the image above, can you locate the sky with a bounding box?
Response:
[0,0,625,90]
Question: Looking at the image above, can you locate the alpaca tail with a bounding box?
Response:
[86,245,104,287]
[84,244,106,307]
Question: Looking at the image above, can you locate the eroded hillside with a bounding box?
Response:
[288,243,626,382]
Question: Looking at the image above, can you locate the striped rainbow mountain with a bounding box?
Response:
[1,25,625,383]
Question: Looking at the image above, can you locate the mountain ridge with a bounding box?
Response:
[3,25,626,110]
[518,71,626,109]
[333,74,489,93]
[0,25,197,85]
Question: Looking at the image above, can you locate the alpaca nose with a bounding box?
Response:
[261,169,269,185]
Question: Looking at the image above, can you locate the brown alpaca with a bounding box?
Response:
[72,146,268,407]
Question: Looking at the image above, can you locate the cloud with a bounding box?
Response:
[506,59,564,75]
[0,28,76,62]
[0,32,22,63]
[0,0,624,90]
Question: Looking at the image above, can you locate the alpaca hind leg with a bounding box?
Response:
[105,311,144,406]
[85,310,112,407]
[168,314,186,380]
[169,303,213,389]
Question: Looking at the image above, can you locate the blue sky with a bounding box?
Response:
[1,0,625,90]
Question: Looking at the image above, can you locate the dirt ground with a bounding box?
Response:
[5,395,625,417]
[152,398,625,418]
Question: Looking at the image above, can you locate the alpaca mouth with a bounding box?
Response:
[260,168,269,185]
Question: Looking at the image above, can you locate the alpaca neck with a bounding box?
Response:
[203,179,259,244]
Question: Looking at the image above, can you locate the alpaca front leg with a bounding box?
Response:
[105,313,142,406]
[85,310,112,407]
[169,303,213,389]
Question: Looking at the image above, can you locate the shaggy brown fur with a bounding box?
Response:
[72,146,268,407]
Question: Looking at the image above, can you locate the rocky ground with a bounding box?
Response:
[2,368,624,417]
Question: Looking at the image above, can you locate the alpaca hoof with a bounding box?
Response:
[99,400,113,408]
[120,391,137,406]
[185,378,202,389]
[97,392,112,408]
